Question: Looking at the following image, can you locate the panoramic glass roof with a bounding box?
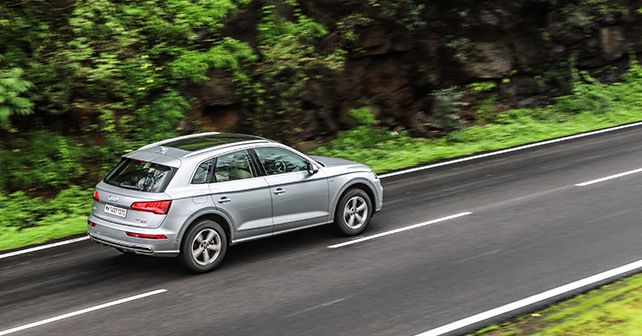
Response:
[163,134,263,151]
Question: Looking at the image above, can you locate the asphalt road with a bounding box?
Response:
[2,126,642,336]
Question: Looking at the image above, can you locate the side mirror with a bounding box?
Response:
[305,161,319,175]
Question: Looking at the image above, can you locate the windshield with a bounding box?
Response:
[104,158,174,192]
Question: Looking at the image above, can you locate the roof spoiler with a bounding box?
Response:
[137,132,221,151]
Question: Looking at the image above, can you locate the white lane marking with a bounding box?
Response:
[0,289,167,336]
[328,212,472,249]
[379,121,642,179]
[4,121,642,260]
[284,296,353,318]
[575,167,642,186]
[413,259,642,336]
[0,236,89,260]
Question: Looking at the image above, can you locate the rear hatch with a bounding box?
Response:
[93,157,177,229]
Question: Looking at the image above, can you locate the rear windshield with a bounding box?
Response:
[104,158,174,192]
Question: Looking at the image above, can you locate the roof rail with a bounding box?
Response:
[183,140,270,158]
[137,132,221,151]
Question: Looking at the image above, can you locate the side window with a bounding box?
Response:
[214,150,256,182]
[191,159,214,184]
[254,147,308,176]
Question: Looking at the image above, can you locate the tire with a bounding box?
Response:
[179,219,228,273]
[334,188,372,236]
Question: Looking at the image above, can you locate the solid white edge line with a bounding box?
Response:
[327,212,472,249]
[4,121,642,260]
[379,121,642,179]
[414,259,642,336]
[575,167,642,187]
[0,289,167,336]
[0,236,90,260]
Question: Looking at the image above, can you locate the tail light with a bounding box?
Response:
[87,219,96,227]
[126,232,168,239]
[93,190,100,201]
[130,200,172,215]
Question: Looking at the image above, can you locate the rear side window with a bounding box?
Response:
[192,159,214,184]
[104,158,174,192]
[214,150,257,182]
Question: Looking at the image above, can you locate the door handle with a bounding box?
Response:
[218,196,231,204]
[273,188,286,195]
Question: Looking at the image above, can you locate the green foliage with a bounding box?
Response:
[0,131,86,193]
[476,94,498,123]
[368,0,426,31]
[431,87,467,132]
[0,186,90,229]
[0,186,91,250]
[552,59,642,116]
[133,90,191,142]
[248,3,345,139]
[0,68,33,128]
[0,191,40,228]
[349,106,378,126]
[467,81,497,92]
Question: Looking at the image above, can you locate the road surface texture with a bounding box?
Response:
[2,126,642,336]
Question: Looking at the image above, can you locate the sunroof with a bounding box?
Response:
[163,134,263,151]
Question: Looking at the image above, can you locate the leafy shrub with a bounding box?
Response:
[553,70,612,114]
[0,186,90,229]
[133,90,190,142]
[349,106,378,126]
[0,131,86,192]
[431,87,467,132]
[476,94,498,123]
[0,191,42,228]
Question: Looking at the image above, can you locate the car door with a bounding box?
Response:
[208,149,273,240]
[252,146,330,232]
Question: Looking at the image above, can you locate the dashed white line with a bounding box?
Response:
[0,236,89,260]
[575,167,642,186]
[328,212,472,249]
[0,289,167,336]
[284,296,353,318]
[413,259,642,336]
[379,121,642,179]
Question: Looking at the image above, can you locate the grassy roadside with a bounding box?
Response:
[312,108,642,173]
[1,63,642,252]
[472,273,642,335]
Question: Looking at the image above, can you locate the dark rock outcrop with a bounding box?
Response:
[200,0,642,138]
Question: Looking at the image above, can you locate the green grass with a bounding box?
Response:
[313,109,642,173]
[0,215,88,251]
[472,273,642,335]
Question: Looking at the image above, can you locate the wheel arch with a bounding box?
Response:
[177,210,234,250]
[331,180,377,218]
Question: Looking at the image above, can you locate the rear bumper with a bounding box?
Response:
[87,214,180,257]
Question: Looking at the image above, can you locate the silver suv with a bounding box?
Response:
[88,133,383,272]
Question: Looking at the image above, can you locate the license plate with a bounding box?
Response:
[105,204,127,218]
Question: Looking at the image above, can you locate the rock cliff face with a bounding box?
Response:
[201,0,642,138]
